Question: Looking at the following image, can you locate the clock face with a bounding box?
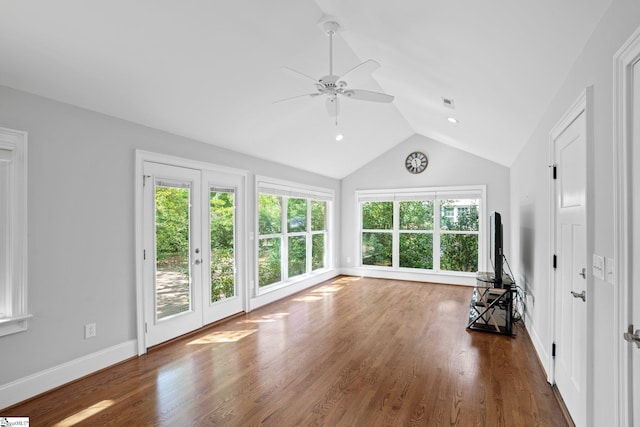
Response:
[405,151,428,174]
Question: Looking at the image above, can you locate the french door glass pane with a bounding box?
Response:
[155,183,191,320]
[210,191,235,303]
[259,237,281,287]
[362,232,392,266]
[312,233,325,271]
[288,235,306,277]
[399,233,433,269]
[440,234,479,272]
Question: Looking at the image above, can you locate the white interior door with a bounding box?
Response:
[553,110,587,427]
[630,59,640,426]
[143,161,203,347]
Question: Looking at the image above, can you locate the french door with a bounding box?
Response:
[142,161,244,348]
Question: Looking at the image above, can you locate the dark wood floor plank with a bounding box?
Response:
[3,276,568,426]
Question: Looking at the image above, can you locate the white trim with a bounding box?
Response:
[0,127,29,338]
[548,87,593,425]
[0,339,137,409]
[613,25,640,427]
[340,267,476,286]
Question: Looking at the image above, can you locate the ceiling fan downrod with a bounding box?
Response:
[323,21,340,77]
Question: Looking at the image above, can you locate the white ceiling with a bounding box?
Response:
[0,0,612,178]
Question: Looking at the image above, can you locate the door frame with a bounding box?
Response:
[548,87,594,421]
[135,150,249,355]
[613,25,640,427]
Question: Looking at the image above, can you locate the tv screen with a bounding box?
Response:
[490,211,503,285]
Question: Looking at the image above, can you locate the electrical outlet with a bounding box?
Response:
[85,323,96,339]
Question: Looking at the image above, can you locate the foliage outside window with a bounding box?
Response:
[359,190,482,274]
[399,201,434,269]
[361,201,393,266]
[258,186,330,289]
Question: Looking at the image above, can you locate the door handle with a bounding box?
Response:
[570,290,586,301]
[579,268,586,279]
[623,324,640,349]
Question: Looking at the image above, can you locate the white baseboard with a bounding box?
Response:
[525,318,551,383]
[339,267,476,286]
[0,339,137,409]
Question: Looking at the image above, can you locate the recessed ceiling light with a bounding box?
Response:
[447,117,459,123]
[335,133,344,141]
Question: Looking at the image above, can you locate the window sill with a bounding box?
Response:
[0,314,32,337]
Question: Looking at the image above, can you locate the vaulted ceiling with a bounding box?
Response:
[0,0,612,178]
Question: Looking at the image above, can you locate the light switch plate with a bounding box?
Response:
[605,257,615,284]
[592,254,605,280]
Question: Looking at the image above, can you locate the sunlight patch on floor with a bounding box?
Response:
[238,312,290,324]
[292,295,324,302]
[187,329,257,344]
[330,276,361,285]
[53,399,115,426]
[311,284,343,294]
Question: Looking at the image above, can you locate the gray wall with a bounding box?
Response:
[340,133,510,283]
[0,85,340,391]
[509,2,640,425]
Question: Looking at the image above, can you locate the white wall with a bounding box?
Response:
[341,133,510,285]
[0,85,340,407]
[509,2,640,425]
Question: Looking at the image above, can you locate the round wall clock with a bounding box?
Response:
[405,151,428,174]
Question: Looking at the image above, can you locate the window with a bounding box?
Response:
[357,187,484,275]
[257,179,332,290]
[0,127,29,337]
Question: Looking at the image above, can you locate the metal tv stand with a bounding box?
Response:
[467,272,516,336]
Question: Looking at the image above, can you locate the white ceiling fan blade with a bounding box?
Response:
[273,93,321,104]
[337,59,380,83]
[281,66,320,84]
[326,97,339,117]
[343,89,394,103]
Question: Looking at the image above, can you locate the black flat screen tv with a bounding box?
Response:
[489,211,503,286]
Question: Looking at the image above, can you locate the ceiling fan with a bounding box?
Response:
[276,20,394,119]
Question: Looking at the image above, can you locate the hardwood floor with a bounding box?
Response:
[4,276,568,426]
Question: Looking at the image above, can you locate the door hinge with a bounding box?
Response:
[552,342,556,358]
[143,174,151,186]
[145,322,148,333]
[553,255,557,269]
[552,165,557,179]
[144,249,146,260]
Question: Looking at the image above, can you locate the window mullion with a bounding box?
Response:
[433,199,441,272]
[392,201,399,268]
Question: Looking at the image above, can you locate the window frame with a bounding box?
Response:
[0,127,30,337]
[356,186,486,277]
[256,177,333,294]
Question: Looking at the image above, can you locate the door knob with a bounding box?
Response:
[623,324,640,349]
[579,268,586,279]
[570,290,586,301]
